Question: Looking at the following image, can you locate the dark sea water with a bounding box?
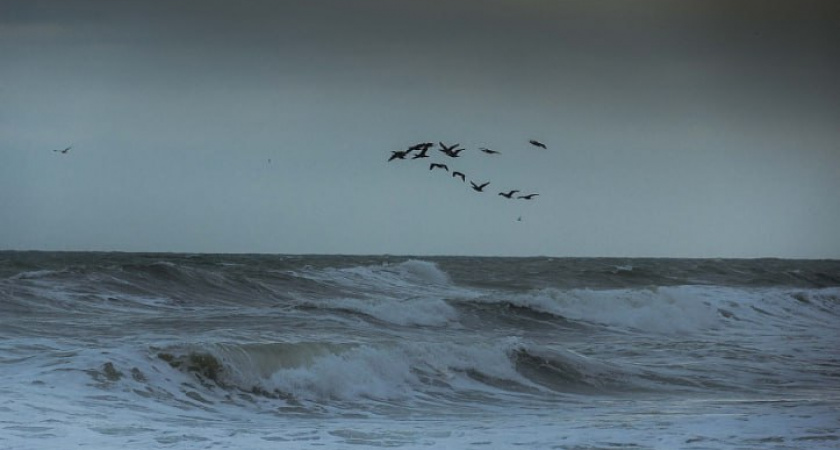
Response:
[1,252,839,449]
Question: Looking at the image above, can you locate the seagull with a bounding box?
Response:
[470,181,490,192]
[388,150,409,161]
[480,147,500,155]
[430,163,449,172]
[518,193,539,200]
[498,190,520,198]
[528,140,547,149]
[53,145,72,154]
[452,171,466,182]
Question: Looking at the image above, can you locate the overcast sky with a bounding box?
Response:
[2,0,839,257]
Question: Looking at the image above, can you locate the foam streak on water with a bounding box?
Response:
[1,252,839,449]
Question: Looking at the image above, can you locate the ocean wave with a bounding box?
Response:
[146,337,718,407]
[460,286,840,335]
[301,296,460,327]
[8,269,65,280]
[294,259,456,294]
[287,259,478,326]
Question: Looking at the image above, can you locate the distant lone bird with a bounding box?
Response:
[452,171,466,182]
[53,145,72,154]
[498,190,520,198]
[480,147,500,155]
[518,193,539,200]
[528,140,547,149]
[430,163,449,172]
[388,150,409,161]
[470,181,490,192]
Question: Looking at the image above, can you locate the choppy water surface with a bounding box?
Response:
[1,252,839,449]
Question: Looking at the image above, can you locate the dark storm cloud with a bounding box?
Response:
[5,0,839,95]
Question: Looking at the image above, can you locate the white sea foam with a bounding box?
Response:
[494,285,840,335]
[268,345,419,401]
[290,259,479,327]
[296,259,466,296]
[335,296,459,327]
[9,269,63,280]
[192,338,537,403]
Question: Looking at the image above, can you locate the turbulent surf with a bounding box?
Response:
[1,252,839,449]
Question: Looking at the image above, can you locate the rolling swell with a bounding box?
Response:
[3,252,840,450]
[135,336,735,413]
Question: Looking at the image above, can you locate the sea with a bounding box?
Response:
[1,252,838,449]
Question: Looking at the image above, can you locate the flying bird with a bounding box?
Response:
[409,142,434,151]
[439,142,460,152]
[430,163,449,172]
[480,147,500,155]
[470,181,490,192]
[518,193,539,200]
[452,171,466,182]
[53,145,72,154]
[439,142,465,157]
[528,140,547,149]
[388,150,409,161]
[498,190,520,198]
[412,146,431,159]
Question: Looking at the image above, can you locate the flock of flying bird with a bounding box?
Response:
[388,139,545,200]
[53,140,545,203]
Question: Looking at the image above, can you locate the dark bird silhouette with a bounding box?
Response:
[430,163,449,172]
[452,171,466,182]
[518,193,539,200]
[53,145,72,154]
[529,140,547,149]
[412,147,430,159]
[388,150,409,161]
[480,147,500,155]
[470,181,490,192]
[439,142,465,157]
[498,190,520,198]
[409,142,434,151]
[439,142,460,152]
